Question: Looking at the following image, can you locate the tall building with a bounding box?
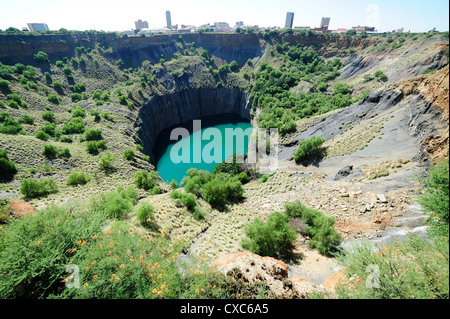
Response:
[27,23,49,32]
[320,17,331,29]
[134,19,149,30]
[285,12,294,29]
[166,11,172,29]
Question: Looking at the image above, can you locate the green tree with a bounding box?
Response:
[241,211,297,257]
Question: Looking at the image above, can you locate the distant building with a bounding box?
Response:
[294,26,310,31]
[351,25,375,32]
[135,19,149,30]
[236,21,244,27]
[396,27,404,33]
[320,17,331,29]
[27,23,49,32]
[214,22,230,31]
[166,11,172,29]
[285,12,294,28]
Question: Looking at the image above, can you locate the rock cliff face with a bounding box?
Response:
[135,87,252,158]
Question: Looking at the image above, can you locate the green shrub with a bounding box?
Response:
[294,136,325,164]
[0,113,22,135]
[19,178,58,198]
[203,173,244,209]
[241,211,297,257]
[86,141,100,155]
[53,81,63,93]
[134,170,159,191]
[136,144,144,152]
[33,51,50,64]
[35,131,50,141]
[170,179,179,190]
[47,94,60,104]
[181,168,211,197]
[0,79,9,90]
[84,128,102,141]
[7,100,19,109]
[418,159,449,237]
[62,117,85,134]
[170,190,197,211]
[90,185,138,219]
[136,202,155,225]
[123,149,135,161]
[18,114,34,124]
[42,111,55,122]
[66,171,91,186]
[63,66,72,75]
[41,121,56,136]
[335,235,449,299]
[55,60,64,67]
[70,93,82,103]
[283,200,342,256]
[43,144,58,158]
[0,149,17,177]
[0,205,106,298]
[98,152,115,173]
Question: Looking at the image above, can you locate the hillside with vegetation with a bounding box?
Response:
[0,30,448,299]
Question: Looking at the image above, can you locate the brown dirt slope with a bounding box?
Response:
[396,63,449,162]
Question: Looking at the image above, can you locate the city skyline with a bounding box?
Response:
[0,0,449,33]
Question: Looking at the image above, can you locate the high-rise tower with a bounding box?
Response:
[166,11,172,29]
[285,12,294,29]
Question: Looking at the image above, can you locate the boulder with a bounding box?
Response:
[213,252,321,297]
[335,165,353,180]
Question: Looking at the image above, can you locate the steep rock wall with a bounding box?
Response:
[135,87,251,159]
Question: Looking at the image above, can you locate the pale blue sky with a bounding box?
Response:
[0,0,448,32]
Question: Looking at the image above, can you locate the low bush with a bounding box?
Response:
[66,171,91,186]
[35,131,49,141]
[90,185,138,219]
[0,205,106,298]
[134,170,159,191]
[86,140,106,155]
[19,178,58,198]
[62,117,85,134]
[42,144,58,158]
[72,106,86,118]
[294,136,325,164]
[18,114,34,124]
[0,149,17,177]
[136,202,155,225]
[241,211,297,257]
[42,111,55,122]
[170,190,197,211]
[84,129,103,141]
[284,200,342,256]
[123,149,135,161]
[47,94,60,104]
[418,158,449,237]
[0,113,22,135]
[33,51,50,64]
[98,152,115,173]
[204,173,244,209]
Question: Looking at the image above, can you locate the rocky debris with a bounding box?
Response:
[213,252,322,298]
[321,268,348,292]
[9,200,36,218]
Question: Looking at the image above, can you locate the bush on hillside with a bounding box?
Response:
[134,170,159,191]
[66,171,91,186]
[0,149,17,177]
[284,200,342,256]
[241,211,297,257]
[294,136,325,164]
[90,186,138,219]
[19,178,58,198]
[136,202,155,226]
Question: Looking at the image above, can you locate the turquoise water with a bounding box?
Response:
[154,114,252,185]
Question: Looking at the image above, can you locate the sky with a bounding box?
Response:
[0,0,448,33]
